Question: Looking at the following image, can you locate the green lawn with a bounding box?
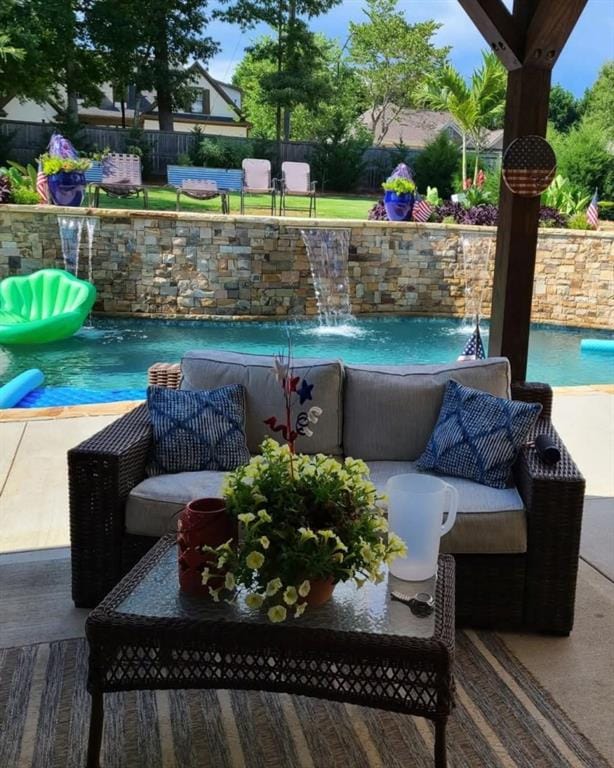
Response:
[95,186,377,220]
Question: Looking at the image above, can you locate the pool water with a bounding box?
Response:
[0,316,612,392]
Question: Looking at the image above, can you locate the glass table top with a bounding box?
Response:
[116,545,439,640]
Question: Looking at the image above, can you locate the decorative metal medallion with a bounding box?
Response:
[502,135,556,197]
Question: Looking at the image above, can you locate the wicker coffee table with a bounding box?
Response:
[85,535,455,767]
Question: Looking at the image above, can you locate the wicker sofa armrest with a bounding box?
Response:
[68,403,152,607]
[511,381,553,421]
[148,362,182,389]
[513,419,585,633]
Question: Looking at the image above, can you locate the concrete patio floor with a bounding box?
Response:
[0,387,613,761]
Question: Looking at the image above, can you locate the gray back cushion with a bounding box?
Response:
[181,349,344,455]
[343,358,511,461]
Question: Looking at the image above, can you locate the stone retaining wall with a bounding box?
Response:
[1,205,612,329]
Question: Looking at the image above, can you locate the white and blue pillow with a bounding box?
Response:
[146,385,250,476]
[416,380,542,488]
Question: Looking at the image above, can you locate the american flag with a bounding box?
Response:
[36,162,48,204]
[458,322,486,361]
[586,189,599,229]
[412,198,432,223]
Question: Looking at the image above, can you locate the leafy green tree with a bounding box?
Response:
[0,32,24,62]
[220,0,341,147]
[581,61,614,140]
[233,35,367,141]
[349,0,448,146]
[549,120,614,200]
[416,51,506,185]
[0,0,103,119]
[412,132,460,199]
[548,84,583,133]
[85,0,219,131]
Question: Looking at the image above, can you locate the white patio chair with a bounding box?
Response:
[279,161,317,217]
[241,159,276,215]
[92,153,148,208]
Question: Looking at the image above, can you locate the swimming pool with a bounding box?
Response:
[0,316,612,401]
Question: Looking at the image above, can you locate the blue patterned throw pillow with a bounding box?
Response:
[416,380,542,488]
[146,385,250,476]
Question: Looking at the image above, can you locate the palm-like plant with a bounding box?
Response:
[417,51,506,185]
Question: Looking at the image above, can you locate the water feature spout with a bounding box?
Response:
[460,234,492,326]
[57,215,98,282]
[301,228,354,327]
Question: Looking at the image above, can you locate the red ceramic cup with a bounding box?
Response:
[177,498,237,596]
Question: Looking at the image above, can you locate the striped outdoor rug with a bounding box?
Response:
[0,631,608,768]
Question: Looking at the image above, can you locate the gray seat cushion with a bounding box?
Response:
[343,358,511,461]
[125,460,526,554]
[367,461,526,555]
[181,349,344,455]
[125,470,227,537]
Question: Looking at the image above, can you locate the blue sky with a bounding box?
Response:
[207,0,614,96]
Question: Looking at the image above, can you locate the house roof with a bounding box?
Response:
[359,107,503,151]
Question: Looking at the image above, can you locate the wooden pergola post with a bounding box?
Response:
[458,0,588,380]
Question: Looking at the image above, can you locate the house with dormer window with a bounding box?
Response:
[0,63,250,137]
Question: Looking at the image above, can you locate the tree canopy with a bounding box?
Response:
[349,0,448,146]
[548,84,583,133]
[233,35,367,141]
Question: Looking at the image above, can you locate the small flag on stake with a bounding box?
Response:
[36,161,48,204]
[412,197,432,222]
[458,320,486,361]
[586,189,599,229]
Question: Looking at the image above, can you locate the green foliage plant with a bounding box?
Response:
[206,439,406,622]
[39,154,91,176]
[541,175,591,216]
[598,201,614,221]
[10,186,39,204]
[310,126,371,192]
[382,177,416,195]
[567,212,592,230]
[548,84,583,133]
[416,51,506,184]
[3,162,37,190]
[412,132,459,199]
[549,120,614,199]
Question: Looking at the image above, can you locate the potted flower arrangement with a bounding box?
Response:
[200,343,407,622]
[39,133,91,207]
[382,176,416,221]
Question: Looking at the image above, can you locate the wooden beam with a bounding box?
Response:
[457,0,523,70]
[524,0,589,67]
[488,66,552,380]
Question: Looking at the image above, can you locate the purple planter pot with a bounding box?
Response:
[384,190,414,222]
[48,171,86,207]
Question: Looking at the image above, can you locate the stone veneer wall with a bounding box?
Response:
[0,205,612,329]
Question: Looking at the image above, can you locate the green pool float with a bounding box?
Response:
[0,269,96,345]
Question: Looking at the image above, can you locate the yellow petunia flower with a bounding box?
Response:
[265,578,283,597]
[201,567,211,585]
[259,536,270,550]
[298,580,311,597]
[319,529,335,541]
[246,551,265,570]
[294,602,307,618]
[224,572,236,590]
[209,586,221,602]
[268,605,287,623]
[245,593,264,609]
[257,509,272,523]
[299,527,317,542]
[238,512,256,525]
[283,586,298,605]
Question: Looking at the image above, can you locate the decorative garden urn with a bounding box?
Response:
[48,171,87,207]
[177,498,237,596]
[383,190,415,222]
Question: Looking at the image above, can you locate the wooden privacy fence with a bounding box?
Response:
[0,119,500,192]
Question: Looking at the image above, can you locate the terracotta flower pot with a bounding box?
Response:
[304,577,336,607]
[177,498,237,596]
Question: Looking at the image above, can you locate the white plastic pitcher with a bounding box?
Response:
[386,474,459,581]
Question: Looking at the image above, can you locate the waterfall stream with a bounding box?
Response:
[301,228,354,329]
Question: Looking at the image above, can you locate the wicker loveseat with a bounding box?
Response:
[68,352,585,634]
